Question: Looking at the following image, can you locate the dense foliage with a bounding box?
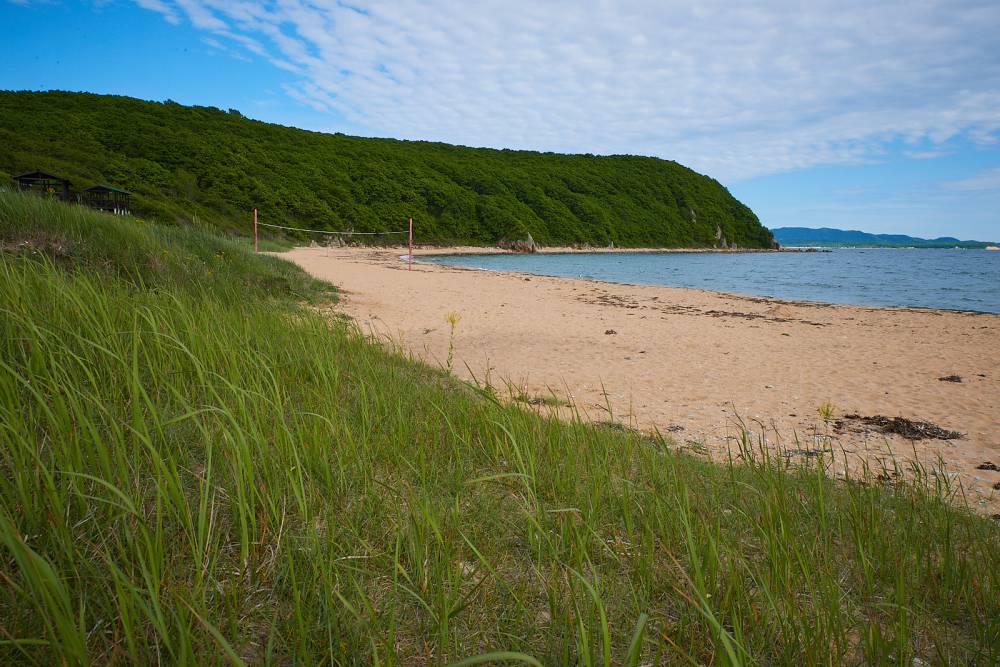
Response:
[0,90,773,248]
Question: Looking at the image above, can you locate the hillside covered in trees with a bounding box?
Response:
[0,91,774,248]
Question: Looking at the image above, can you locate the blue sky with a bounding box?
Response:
[3,0,999,240]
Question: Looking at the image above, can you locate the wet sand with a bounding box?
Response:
[285,245,1000,513]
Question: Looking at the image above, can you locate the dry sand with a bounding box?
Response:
[285,245,1000,513]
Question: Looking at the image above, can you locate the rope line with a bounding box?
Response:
[256,221,406,235]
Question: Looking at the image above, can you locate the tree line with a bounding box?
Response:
[0,91,774,248]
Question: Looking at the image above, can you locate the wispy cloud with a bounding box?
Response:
[943,166,1000,191]
[903,149,953,160]
[132,0,179,25]
[131,0,1000,181]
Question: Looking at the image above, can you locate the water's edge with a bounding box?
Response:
[419,249,1000,314]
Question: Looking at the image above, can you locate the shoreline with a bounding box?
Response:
[283,245,1000,513]
[409,248,997,317]
[401,244,811,255]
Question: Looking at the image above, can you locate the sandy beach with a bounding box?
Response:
[285,245,1000,513]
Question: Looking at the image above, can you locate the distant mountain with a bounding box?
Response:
[770,227,997,248]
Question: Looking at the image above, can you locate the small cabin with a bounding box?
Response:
[12,171,71,201]
[83,185,131,216]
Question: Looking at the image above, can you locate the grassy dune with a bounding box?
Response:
[1,192,998,665]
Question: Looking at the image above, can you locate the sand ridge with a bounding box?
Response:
[285,245,1000,513]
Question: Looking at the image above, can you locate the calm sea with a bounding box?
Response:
[422,248,1000,314]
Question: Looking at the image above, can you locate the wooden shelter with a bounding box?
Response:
[83,185,131,216]
[12,171,71,201]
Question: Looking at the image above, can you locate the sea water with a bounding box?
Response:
[422,248,1000,314]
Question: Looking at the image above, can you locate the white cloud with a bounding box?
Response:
[172,0,226,30]
[943,166,1000,191]
[132,0,1000,181]
[133,0,179,25]
[903,149,952,160]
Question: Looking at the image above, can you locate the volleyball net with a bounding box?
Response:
[252,209,415,268]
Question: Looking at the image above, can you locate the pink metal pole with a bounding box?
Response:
[253,208,258,253]
[408,217,413,270]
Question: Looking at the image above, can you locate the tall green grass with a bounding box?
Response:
[0,190,332,302]
[1,192,998,665]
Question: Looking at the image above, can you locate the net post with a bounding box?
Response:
[253,208,258,253]
[408,217,413,270]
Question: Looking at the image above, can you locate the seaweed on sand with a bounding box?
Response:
[837,414,963,440]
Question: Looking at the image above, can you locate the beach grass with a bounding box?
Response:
[1,191,998,665]
[0,189,332,303]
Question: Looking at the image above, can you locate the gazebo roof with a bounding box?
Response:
[85,185,131,195]
[13,170,70,183]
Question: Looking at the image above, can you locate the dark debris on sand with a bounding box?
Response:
[596,420,634,433]
[595,421,668,449]
[976,462,1000,471]
[938,375,963,383]
[835,414,963,441]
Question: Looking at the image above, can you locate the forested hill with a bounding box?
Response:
[0,91,774,248]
